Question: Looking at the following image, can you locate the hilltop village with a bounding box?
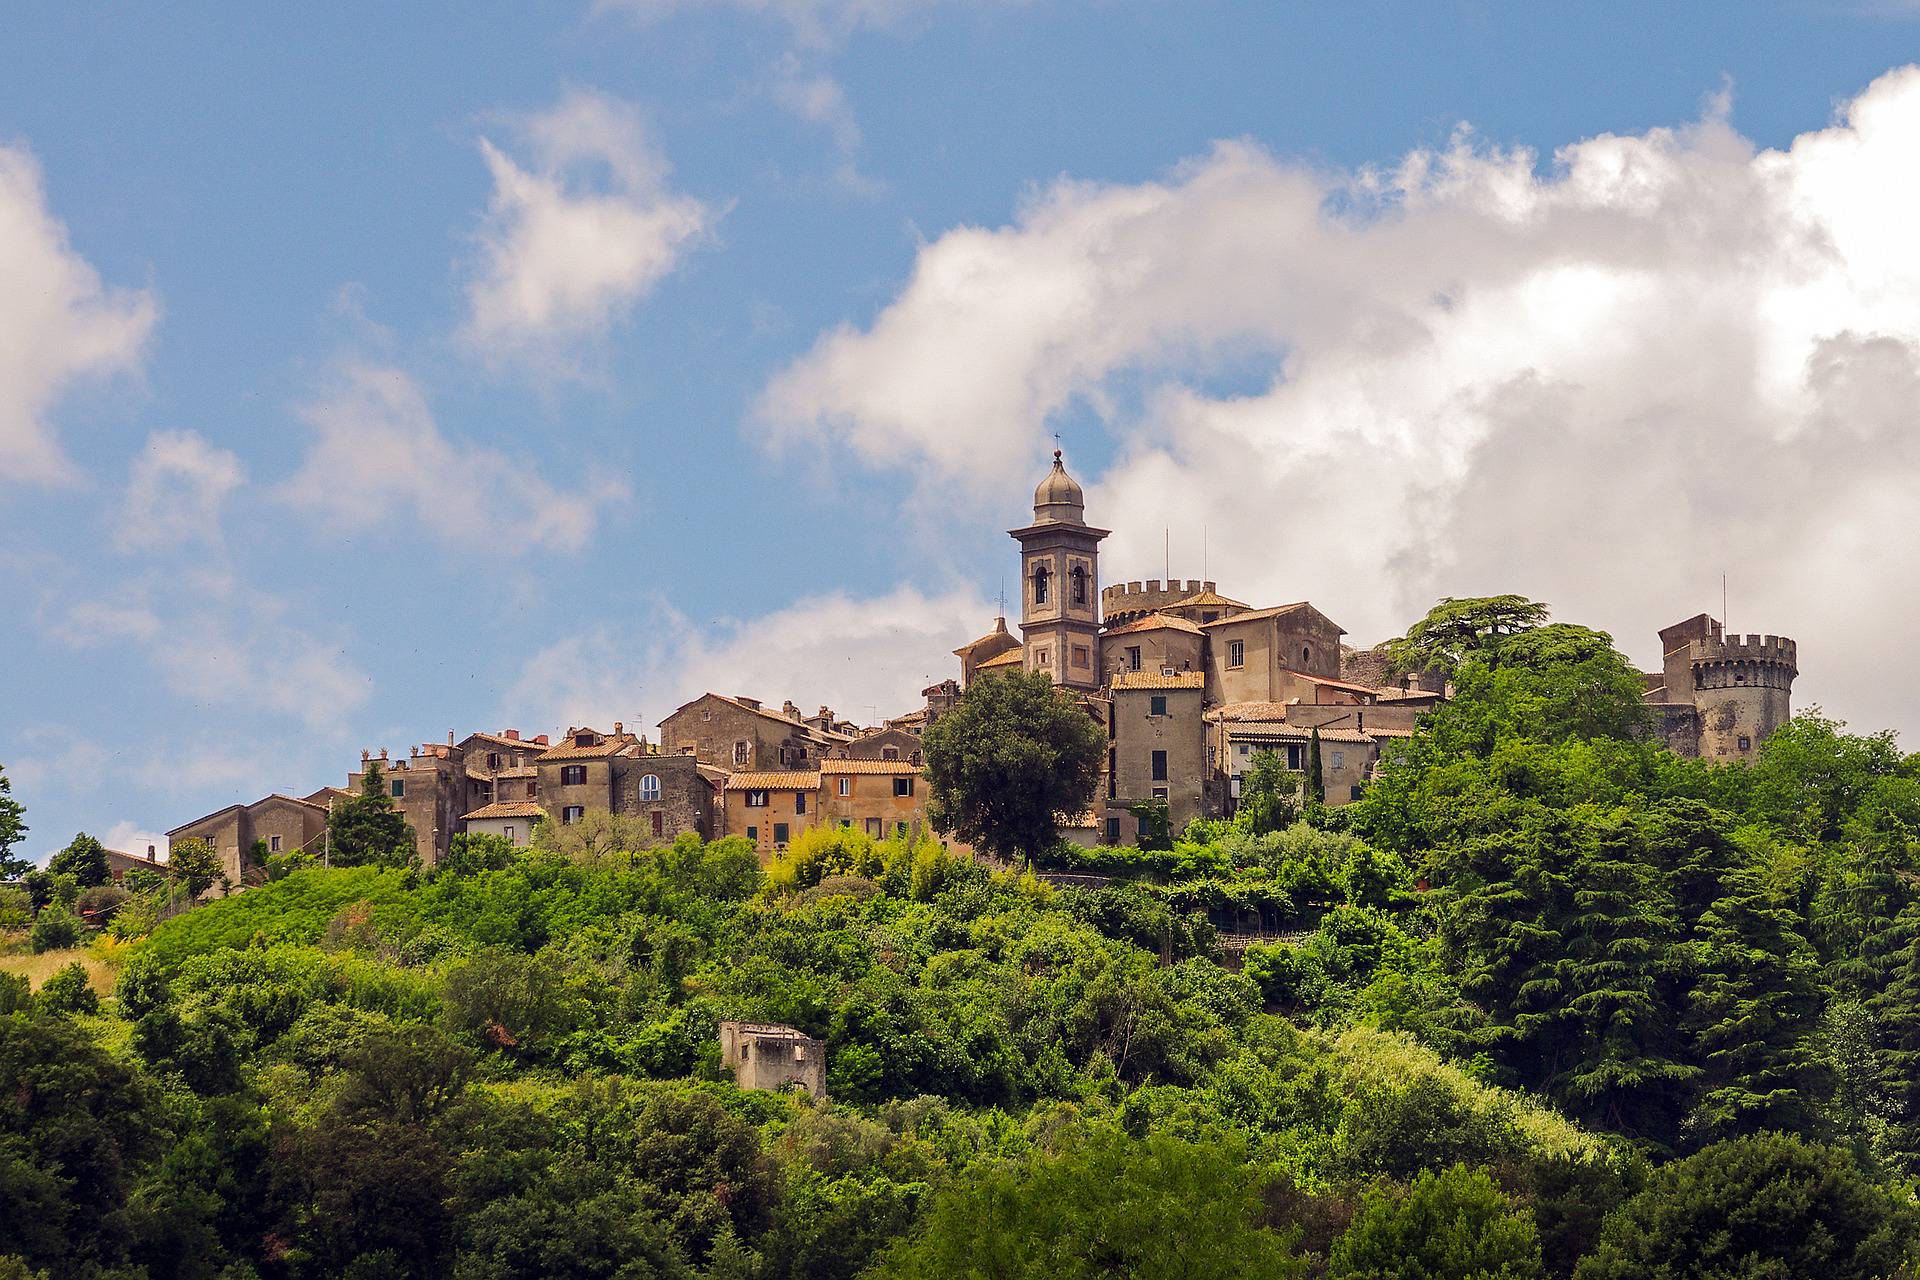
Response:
[155,453,1800,884]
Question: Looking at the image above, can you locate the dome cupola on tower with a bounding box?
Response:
[1032,449,1085,524]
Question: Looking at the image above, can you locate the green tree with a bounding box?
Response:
[46,832,109,888]
[27,907,81,953]
[1307,728,1326,806]
[1329,1164,1542,1280]
[166,837,224,897]
[0,766,28,881]
[877,1129,1304,1280]
[327,761,418,868]
[922,670,1104,862]
[1236,749,1299,835]
[1573,1133,1920,1280]
[1385,595,1550,679]
[34,962,98,1017]
[441,830,520,876]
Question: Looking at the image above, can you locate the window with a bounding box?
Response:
[839,819,852,828]
[575,733,594,748]
[894,776,914,797]
[1108,748,1117,799]
[639,774,661,801]
[391,778,405,798]
[1331,751,1345,769]
[563,805,585,824]
[746,825,758,842]
[1072,645,1091,668]
[896,822,909,839]
[1151,749,1168,781]
[1152,786,1169,800]
[269,835,282,853]
[504,825,516,842]
[1227,639,1245,668]
[1149,694,1167,717]
[1738,735,1752,751]
[561,765,587,786]
[1286,744,1306,770]
[1126,646,1142,671]
[779,746,792,766]
[773,822,790,845]
[795,792,808,815]
[1350,785,1364,801]
[1070,564,1087,606]
[865,818,882,837]
[837,777,851,797]
[1136,812,1149,837]
[882,746,898,760]
[1032,563,1050,605]
[733,741,749,766]
[701,708,712,720]
[745,790,768,808]
[651,811,664,837]
[488,752,501,769]
[1036,646,1051,667]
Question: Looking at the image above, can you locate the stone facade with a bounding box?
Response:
[528,725,716,843]
[718,1021,827,1098]
[349,745,464,868]
[829,728,924,765]
[1104,672,1207,839]
[167,793,329,889]
[660,693,848,772]
[723,772,820,857]
[1011,451,1108,691]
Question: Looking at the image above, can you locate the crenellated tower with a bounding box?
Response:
[1656,613,1797,759]
[1010,451,1108,689]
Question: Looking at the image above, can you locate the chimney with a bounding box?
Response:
[147,844,156,857]
[614,720,623,735]
[783,700,801,720]
[505,729,520,741]
[379,747,388,761]
[818,705,830,719]
[534,734,549,746]
[448,730,455,747]
[362,748,370,762]
[736,696,760,710]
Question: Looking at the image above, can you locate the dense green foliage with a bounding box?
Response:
[328,761,419,869]
[48,832,110,888]
[7,596,1920,1277]
[922,669,1105,860]
[0,766,28,881]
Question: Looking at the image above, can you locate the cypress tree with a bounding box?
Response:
[1306,728,1325,805]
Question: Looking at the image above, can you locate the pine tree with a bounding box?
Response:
[1682,870,1826,1144]
[1866,904,1920,1171]
[327,761,418,868]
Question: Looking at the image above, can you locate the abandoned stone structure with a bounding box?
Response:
[718,1020,827,1098]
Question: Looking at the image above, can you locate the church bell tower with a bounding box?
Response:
[1010,450,1107,690]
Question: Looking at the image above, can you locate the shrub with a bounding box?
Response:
[74,885,129,917]
[28,908,81,954]
[1329,1164,1542,1279]
[36,961,100,1016]
[0,972,31,1015]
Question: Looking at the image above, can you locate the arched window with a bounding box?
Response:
[639,774,661,801]
[1302,645,1311,666]
[1070,564,1087,606]
[1032,563,1050,605]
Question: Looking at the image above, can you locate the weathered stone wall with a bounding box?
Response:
[1107,684,1207,833]
[718,1021,827,1098]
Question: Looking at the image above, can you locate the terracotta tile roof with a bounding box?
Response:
[663,693,852,742]
[1110,670,1206,690]
[1102,612,1204,636]
[1199,602,1308,627]
[1207,701,1298,722]
[464,732,542,751]
[1367,727,1416,738]
[537,735,638,762]
[726,771,822,791]
[1169,588,1248,610]
[1296,672,1393,697]
[954,620,1019,656]
[1220,722,1377,744]
[821,759,922,774]
[462,801,548,821]
[976,649,1026,670]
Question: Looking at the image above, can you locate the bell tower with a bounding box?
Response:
[1010,450,1107,690]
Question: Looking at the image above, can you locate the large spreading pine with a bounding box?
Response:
[921,670,1104,862]
[327,761,419,868]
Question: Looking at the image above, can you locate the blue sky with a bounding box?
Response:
[5,2,1920,861]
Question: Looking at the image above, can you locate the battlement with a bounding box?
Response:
[1694,633,1798,669]
[1102,578,1218,621]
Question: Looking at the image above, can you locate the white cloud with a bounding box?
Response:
[504,582,995,733]
[102,821,166,860]
[49,571,371,734]
[461,89,712,367]
[759,67,1920,738]
[0,141,156,485]
[281,360,626,552]
[115,429,245,550]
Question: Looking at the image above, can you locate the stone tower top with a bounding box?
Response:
[1031,449,1086,525]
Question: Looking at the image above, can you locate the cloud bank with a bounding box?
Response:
[761,68,1920,735]
[116,429,245,551]
[0,142,156,485]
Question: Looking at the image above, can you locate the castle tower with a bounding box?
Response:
[1656,613,1798,759]
[1010,451,1108,689]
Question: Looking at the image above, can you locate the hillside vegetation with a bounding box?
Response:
[5,601,1920,1278]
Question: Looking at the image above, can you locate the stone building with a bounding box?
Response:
[829,728,923,765]
[955,616,1023,688]
[722,770,820,857]
[1103,671,1207,842]
[718,1021,826,1098]
[818,758,932,841]
[167,793,331,889]
[348,745,465,868]
[528,724,718,842]
[660,693,850,771]
[1644,613,1798,759]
